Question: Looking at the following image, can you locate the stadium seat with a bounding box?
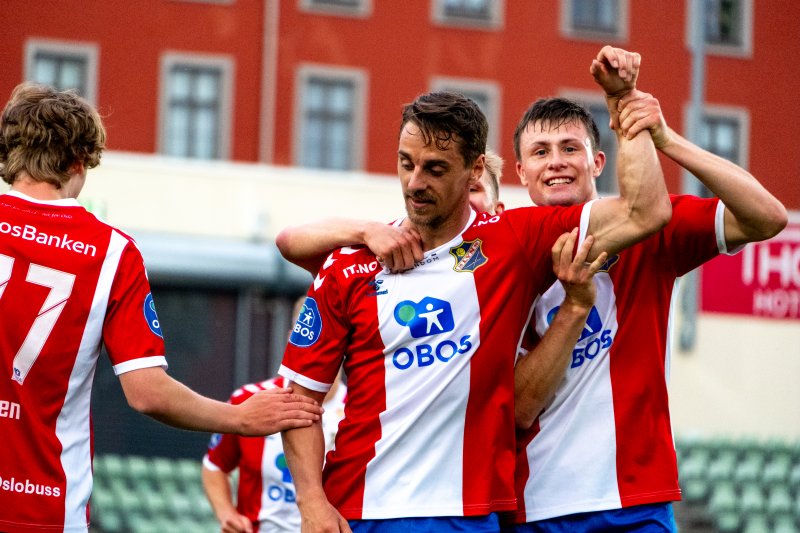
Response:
[738,484,766,514]
[714,510,742,533]
[762,453,792,485]
[741,513,771,533]
[772,514,799,533]
[708,481,737,515]
[707,450,737,482]
[765,484,793,515]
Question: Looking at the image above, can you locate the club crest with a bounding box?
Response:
[450,239,488,273]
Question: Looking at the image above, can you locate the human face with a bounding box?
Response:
[469,171,496,214]
[515,119,604,207]
[398,122,481,241]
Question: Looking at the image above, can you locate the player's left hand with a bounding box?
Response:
[552,229,607,311]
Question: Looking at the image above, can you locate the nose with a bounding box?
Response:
[407,167,426,193]
[546,150,566,169]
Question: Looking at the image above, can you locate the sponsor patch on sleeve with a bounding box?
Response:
[143,293,163,338]
[289,297,322,347]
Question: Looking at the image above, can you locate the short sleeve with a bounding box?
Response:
[663,195,723,276]
[103,240,167,374]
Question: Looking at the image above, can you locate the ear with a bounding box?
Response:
[469,154,485,186]
[69,160,86,177]
[592,150,606,177]
[494,201,506,215]
[516,160,528,186]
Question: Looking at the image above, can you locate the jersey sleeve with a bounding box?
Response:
[204,431,242,474]
[103,240,167,375]
[503,203,587,278]
[278,260,351,393]
[663,195,725,276]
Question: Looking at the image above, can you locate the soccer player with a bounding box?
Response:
[202,298,347,533]
[469,147,505,216]
[505,53,788,531]
[277,54,671,532]
[0,83,322,533]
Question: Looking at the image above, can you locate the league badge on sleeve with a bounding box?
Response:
[143,293,163,338]
[289,297,322,347]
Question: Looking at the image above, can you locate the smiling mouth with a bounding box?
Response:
[545,177,574,187]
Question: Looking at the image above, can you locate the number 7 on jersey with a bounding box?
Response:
[0,253,75,385]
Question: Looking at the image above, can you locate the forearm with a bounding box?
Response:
[514,299,591,428]
[120,367,243,434]
[202,466,237,522]
[275,219,375,273]
[659,127,787,244]
[589,124,671,257]
[282,422,328,509]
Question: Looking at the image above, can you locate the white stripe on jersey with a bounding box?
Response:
[55,229,126,532]
[523,273,621,519]
[362,239,482,519]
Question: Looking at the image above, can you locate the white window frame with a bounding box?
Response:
[431,0,504,30]
[685,103,750,169]
[560,0,629,42]
[430,77,501,156]
[686,0,753,58]
[560,89,618,195]
[158,52,235,160]
[293,64,368,171]
[298,0,373,18]
[24,39,99,105]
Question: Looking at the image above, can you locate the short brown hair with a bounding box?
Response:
[513,97,600,162]
[0,83,106,188]
[400,91,487,168]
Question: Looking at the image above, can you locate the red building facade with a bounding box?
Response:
[3,0,798,208]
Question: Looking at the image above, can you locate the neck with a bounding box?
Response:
[408,204,473,252]
[10,173,70,200]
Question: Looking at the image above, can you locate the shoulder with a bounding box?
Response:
[318,245,382,282]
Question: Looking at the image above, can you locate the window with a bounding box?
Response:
[433,0,504,29]
[159,54,233,160]
[701,0,752,56]
[25,40,98,103]
[431,78,501,155]
[561,0,628,41]
[585,102,618,194]
[686,106,748,196]
[299,0,372,17]
[294,66,366,171]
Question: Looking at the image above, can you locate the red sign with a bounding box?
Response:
[701,217,800,319]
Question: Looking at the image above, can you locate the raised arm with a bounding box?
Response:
[515,230,606,428]
[119,367,322,436]
[585,46,672,257]
[617,90,788,248]
[276,219,423,274]
[281,382,351,533]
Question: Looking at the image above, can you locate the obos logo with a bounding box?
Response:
[392,297,472,369]
[289,297,322,347]
[143,293,162,338]
[546,305,613,369]
[268,453,296,502]
[207,433,222,450]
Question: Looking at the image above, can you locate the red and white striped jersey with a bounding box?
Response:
[279,204,586,520]
[203,376,347,533]
[511,195,728,523]
[0,191,167,533]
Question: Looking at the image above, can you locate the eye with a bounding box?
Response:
[565,146,578,153]
[534,149,547,156]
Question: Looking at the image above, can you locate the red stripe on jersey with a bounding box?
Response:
[322,292,385,518]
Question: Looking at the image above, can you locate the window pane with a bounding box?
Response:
[195,72,220,103]
[166,65,223,159]
[704,0,742,45]
[301,76,356,170]
[59,61,83,90]
[572,0,618,33]
[33,57,58,87]
[443,0,490,20]
[171,70,192,99]
[587,103,617,194]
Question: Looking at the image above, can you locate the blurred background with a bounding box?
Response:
[2,1,799,531]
